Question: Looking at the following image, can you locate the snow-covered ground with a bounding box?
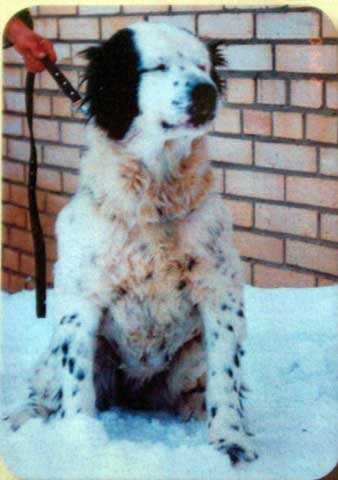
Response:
[0,285,337,480]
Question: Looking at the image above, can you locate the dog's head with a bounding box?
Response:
[81,22,225,144]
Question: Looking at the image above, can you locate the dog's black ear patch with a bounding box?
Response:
[80,28,141,140]
[207,40,227,94]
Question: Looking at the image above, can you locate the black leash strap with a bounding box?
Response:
[26,71,47,318]
[26,58,87,318]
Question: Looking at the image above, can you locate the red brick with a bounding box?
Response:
[257,12,319,39]
[254,264,315,288]
[35,18,58,39]
[211,168,224,194]
[198,13,253,39]
[291,79,323,108]
[318,278,337,287]
[60,18,100,40]
[124,5,168,13]
[9,274,26,293]
[3,204,27,228]
[39,6,77,15]
[20,254,34,276]
[2,248,20,271]
[46,238,57,262]
[243,109,272,136]
[4,91,25,113]
[234,231,283,263]
[3,46,23,64]
[1,271,11,292]
[206,136,252,165]
[257,79,286,105]
[273,112,303,140]
[225,44,272,71]
[242,261,252,284]
[223,199,253,227]
[286,177,338,209]
[10,186,45,211]
[255,203,317,238]
[3,114,23,136]
[44,145,81,169]
[226,78,255,104]
[78,5,120,15]
[321,214,338,242]
[148,15,195,33]
[320,148,338,176]
[52,96,72,117]
[46,193,69,215]
[306,114,338,144]
[276,45,338,74]
[2,160,25,183]
[256,142,316,172]
[286,240,338,276]
[226,170,284,201]
[53,43,72,64]
[3,66,22,88]
[101,16,143,40]
[63,172,79,194]
[60,123,86,146]
[37,168,62,192]
[214,107,241,134]
[24,118,59,142]
[2,182,10,202]
[7,139,41,163]
[322,13,338,38]
[10,228,33,253]
[326,81,338,109]
[34,95,52,116]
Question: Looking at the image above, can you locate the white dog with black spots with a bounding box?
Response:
[5,22,258,467]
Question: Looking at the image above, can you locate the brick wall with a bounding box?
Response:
[2,5,338,292]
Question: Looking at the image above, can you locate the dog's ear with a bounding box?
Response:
[79,29,141,140]
[207,40,227,93]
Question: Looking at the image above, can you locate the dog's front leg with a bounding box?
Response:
[199,289,258,466]
[51,296,102,419]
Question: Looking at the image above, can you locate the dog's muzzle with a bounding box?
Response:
[187,82,217,127]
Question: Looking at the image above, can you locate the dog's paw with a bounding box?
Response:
[214,439,258,466]
[2,410,29,432]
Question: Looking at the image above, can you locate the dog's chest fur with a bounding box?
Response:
[99,219,203,379]
[55,135,215,380]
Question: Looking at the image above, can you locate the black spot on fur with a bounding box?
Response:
[211,406,217,418]
[213,331,219,339]
[227,324,234,332]
[52,346,59,355]
[61,342,69,356]
[146,272,153,280]
[60,410,65,419]
[60,316,66,325]
[68,358,75,374]
[227,444,246,465]
[230,424,240,431]
[70,314,78,320]
[177,280,187,290]
[211,371,216,377]
[227,368,233,378]
[77,408,82,414]
[187,257,196,271]
[81,29,140,140]
[237,309,244,318]
[76,369,86,381]
[234,354,240,368]
[72,388,78,397]
[221,303,229,311]
[62,357,67,367]
[55,389,63,401]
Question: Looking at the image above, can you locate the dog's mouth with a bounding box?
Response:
[161,112,215,131]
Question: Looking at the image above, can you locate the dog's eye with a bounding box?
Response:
[198,65,207,72]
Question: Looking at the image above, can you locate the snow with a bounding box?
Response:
[1,285,337,480]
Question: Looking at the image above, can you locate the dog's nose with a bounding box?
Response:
[188,82,217,126]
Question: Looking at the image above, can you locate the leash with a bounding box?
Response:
[26,56,88,318]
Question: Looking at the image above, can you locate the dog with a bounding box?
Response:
[5,22,258,466]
